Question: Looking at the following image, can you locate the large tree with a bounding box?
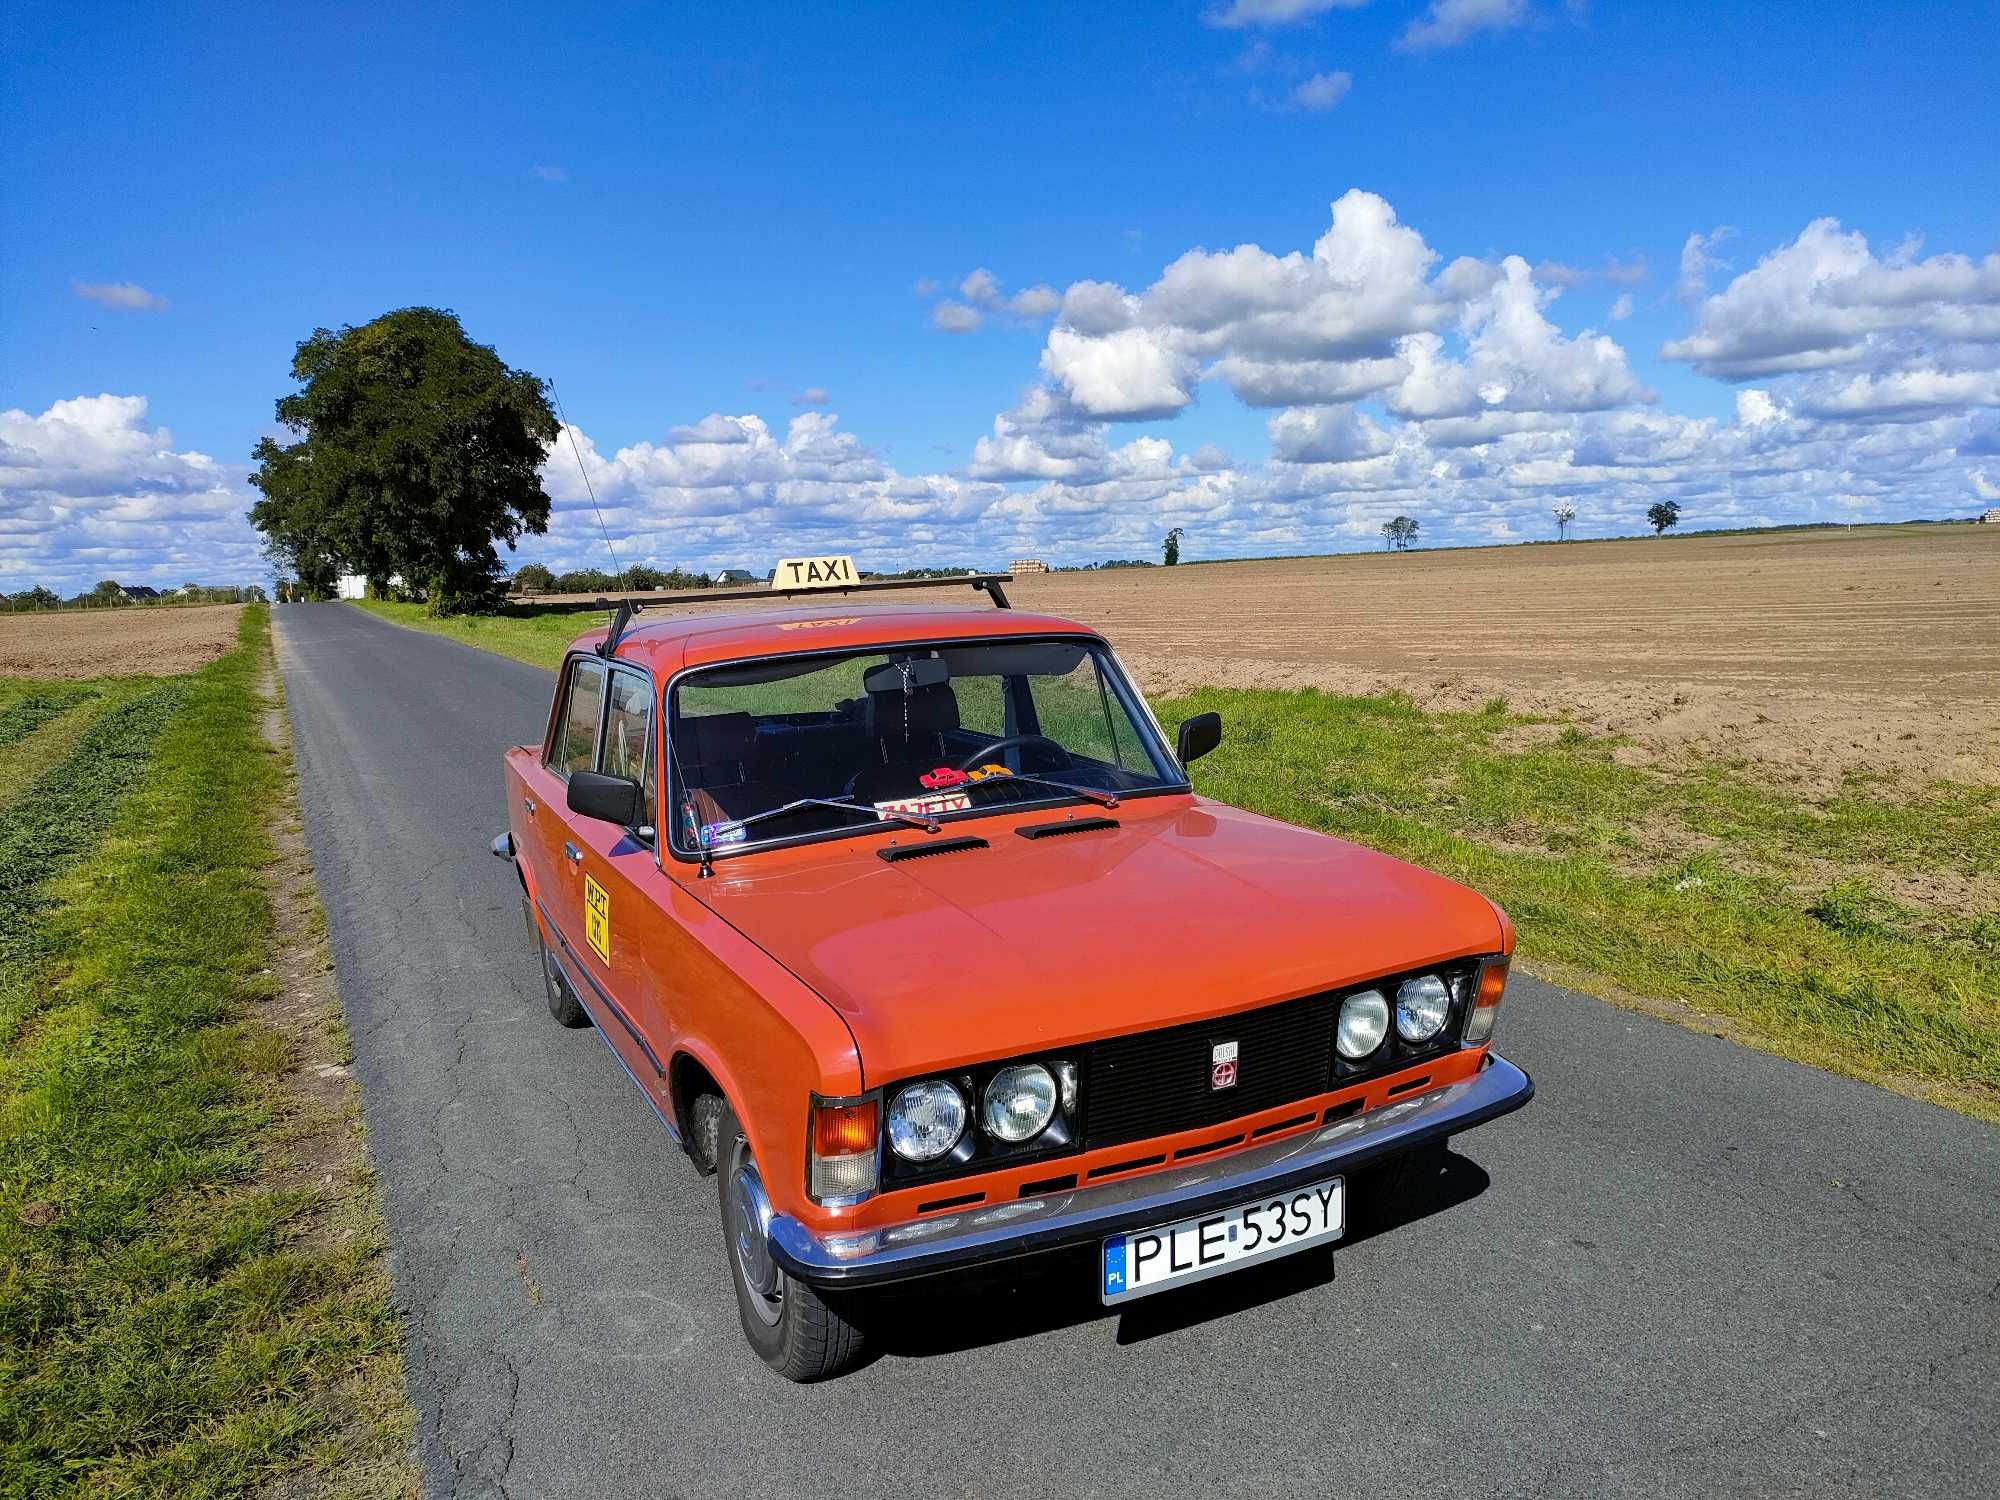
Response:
[1647,500,1682,535]
[249,308,559,614]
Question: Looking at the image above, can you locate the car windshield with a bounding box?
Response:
[667,637,1179,853]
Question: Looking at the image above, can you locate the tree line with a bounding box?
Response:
[2,581,269,611]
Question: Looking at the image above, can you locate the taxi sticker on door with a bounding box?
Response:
[583,874,611,964]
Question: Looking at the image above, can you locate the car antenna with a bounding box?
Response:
[547,377,639,659]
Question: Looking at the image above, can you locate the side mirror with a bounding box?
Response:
[1176,711,1222,766]
[568,769,641,826]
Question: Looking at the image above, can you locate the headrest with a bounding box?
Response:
[682,712,758,773]
[869,680,960,740]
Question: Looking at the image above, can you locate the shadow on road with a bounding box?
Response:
[854,1147,1490,1364]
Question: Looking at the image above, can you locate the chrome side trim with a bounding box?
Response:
[767,1054,1533,1287]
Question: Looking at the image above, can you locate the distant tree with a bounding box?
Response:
[1647,500,1682,535]
[1381,516,1420,551]
[1162,526,1185,566]
[512,562,556,593]
[244,585,269,603]
[554,567,620,594]
[11,586,58,610]
[249,307,559,616]
[91,579,124,604]
[1553,503,1577,541]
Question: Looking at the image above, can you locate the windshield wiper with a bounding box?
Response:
[960,772,1120,810]
[687,796,940,878]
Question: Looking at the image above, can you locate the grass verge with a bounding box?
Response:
[1157,685,1999,1119]
[0,606,414,1497]
[351,597,595,670]
[348,598,2000,1120]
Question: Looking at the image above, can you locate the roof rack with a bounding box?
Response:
[594,572,1014,658]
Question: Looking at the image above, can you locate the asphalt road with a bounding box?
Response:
[276,601,1998,1500]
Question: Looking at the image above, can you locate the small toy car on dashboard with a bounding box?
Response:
[495,557,1532,1380]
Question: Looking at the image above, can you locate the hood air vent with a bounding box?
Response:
[877,835,990,863]
[1015,816,1120,841]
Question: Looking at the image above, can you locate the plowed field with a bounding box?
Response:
[1008,526,2000,784]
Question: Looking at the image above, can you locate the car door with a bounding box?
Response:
[526,653,608,968]
[567,662,678,1077]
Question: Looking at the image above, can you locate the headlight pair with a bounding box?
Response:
[1336,973,1453,1061]
[886,1062,1065,1163]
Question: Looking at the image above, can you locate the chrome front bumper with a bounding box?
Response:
[768,1053,1534,1288]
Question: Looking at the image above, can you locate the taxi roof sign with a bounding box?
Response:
[773,555,859,590]
[591,564,1015,657]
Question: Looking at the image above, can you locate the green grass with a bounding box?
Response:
[0,608,413,1497]
[351,597,2000,1119]
[1156,686,1999,1117]
[352,596,605,670]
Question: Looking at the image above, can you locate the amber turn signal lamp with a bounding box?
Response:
[811,1098,879,1156]
[1464,958,1509,1045]
[808,1096,880,1203]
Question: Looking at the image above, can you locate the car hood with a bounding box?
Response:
[693,796,1506,1087]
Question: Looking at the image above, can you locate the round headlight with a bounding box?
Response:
[1396,974,1451,1042]
[1336,990,1390,1059]
[887,1080,966,1162]
[982,1063,1058,1142]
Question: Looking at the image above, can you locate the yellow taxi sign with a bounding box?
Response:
[773,555,859,590]
[584,874,611,964]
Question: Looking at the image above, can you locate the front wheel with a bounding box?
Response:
[527,899,591,1028]
[715,1102,867,1381]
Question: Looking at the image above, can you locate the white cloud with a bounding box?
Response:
[71,280,169,312]
[1205,0,1371,28]
[912,277,940,297]
[1288,70,1353,111]
[931,268,1062,329]
[932,301,982,333]
[1662,217,2000,387]
[1675,226,1736,304]
[1608,292,1633,321]
[791,387,831,406]
[1041,326,1198,420]
[0,395,263,592]
[1397,0,1529,52]
[961,267,1003,305]
[1036,192,1643,422]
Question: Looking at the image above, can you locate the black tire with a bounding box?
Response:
[528,900,592,1029]
[687,1093,724,1176]
[715,1102,866,1381]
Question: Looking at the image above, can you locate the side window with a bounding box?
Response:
[554,659,607,776]
[602,672,654,828]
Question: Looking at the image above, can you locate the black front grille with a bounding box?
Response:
[1081,991,1338,1149]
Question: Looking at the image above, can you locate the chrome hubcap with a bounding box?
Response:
[730,1148,784,1324]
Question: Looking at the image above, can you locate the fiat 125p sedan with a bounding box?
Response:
[494,560,1533,1380]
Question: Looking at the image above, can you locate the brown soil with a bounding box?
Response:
[0,604,246,678]
[1006,526,2000,786]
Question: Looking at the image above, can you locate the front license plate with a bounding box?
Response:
[1100,1175,1344,1305]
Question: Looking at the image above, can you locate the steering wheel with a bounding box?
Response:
[954,733,1072,773]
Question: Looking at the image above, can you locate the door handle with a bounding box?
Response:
[523,795,537,816]
[563,841,582,865]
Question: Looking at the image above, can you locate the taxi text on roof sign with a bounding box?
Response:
[774,555,859,590]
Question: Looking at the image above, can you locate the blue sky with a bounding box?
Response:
[4,0,1998,589]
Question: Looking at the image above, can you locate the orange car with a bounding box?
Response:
[495,563,1531,1380]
